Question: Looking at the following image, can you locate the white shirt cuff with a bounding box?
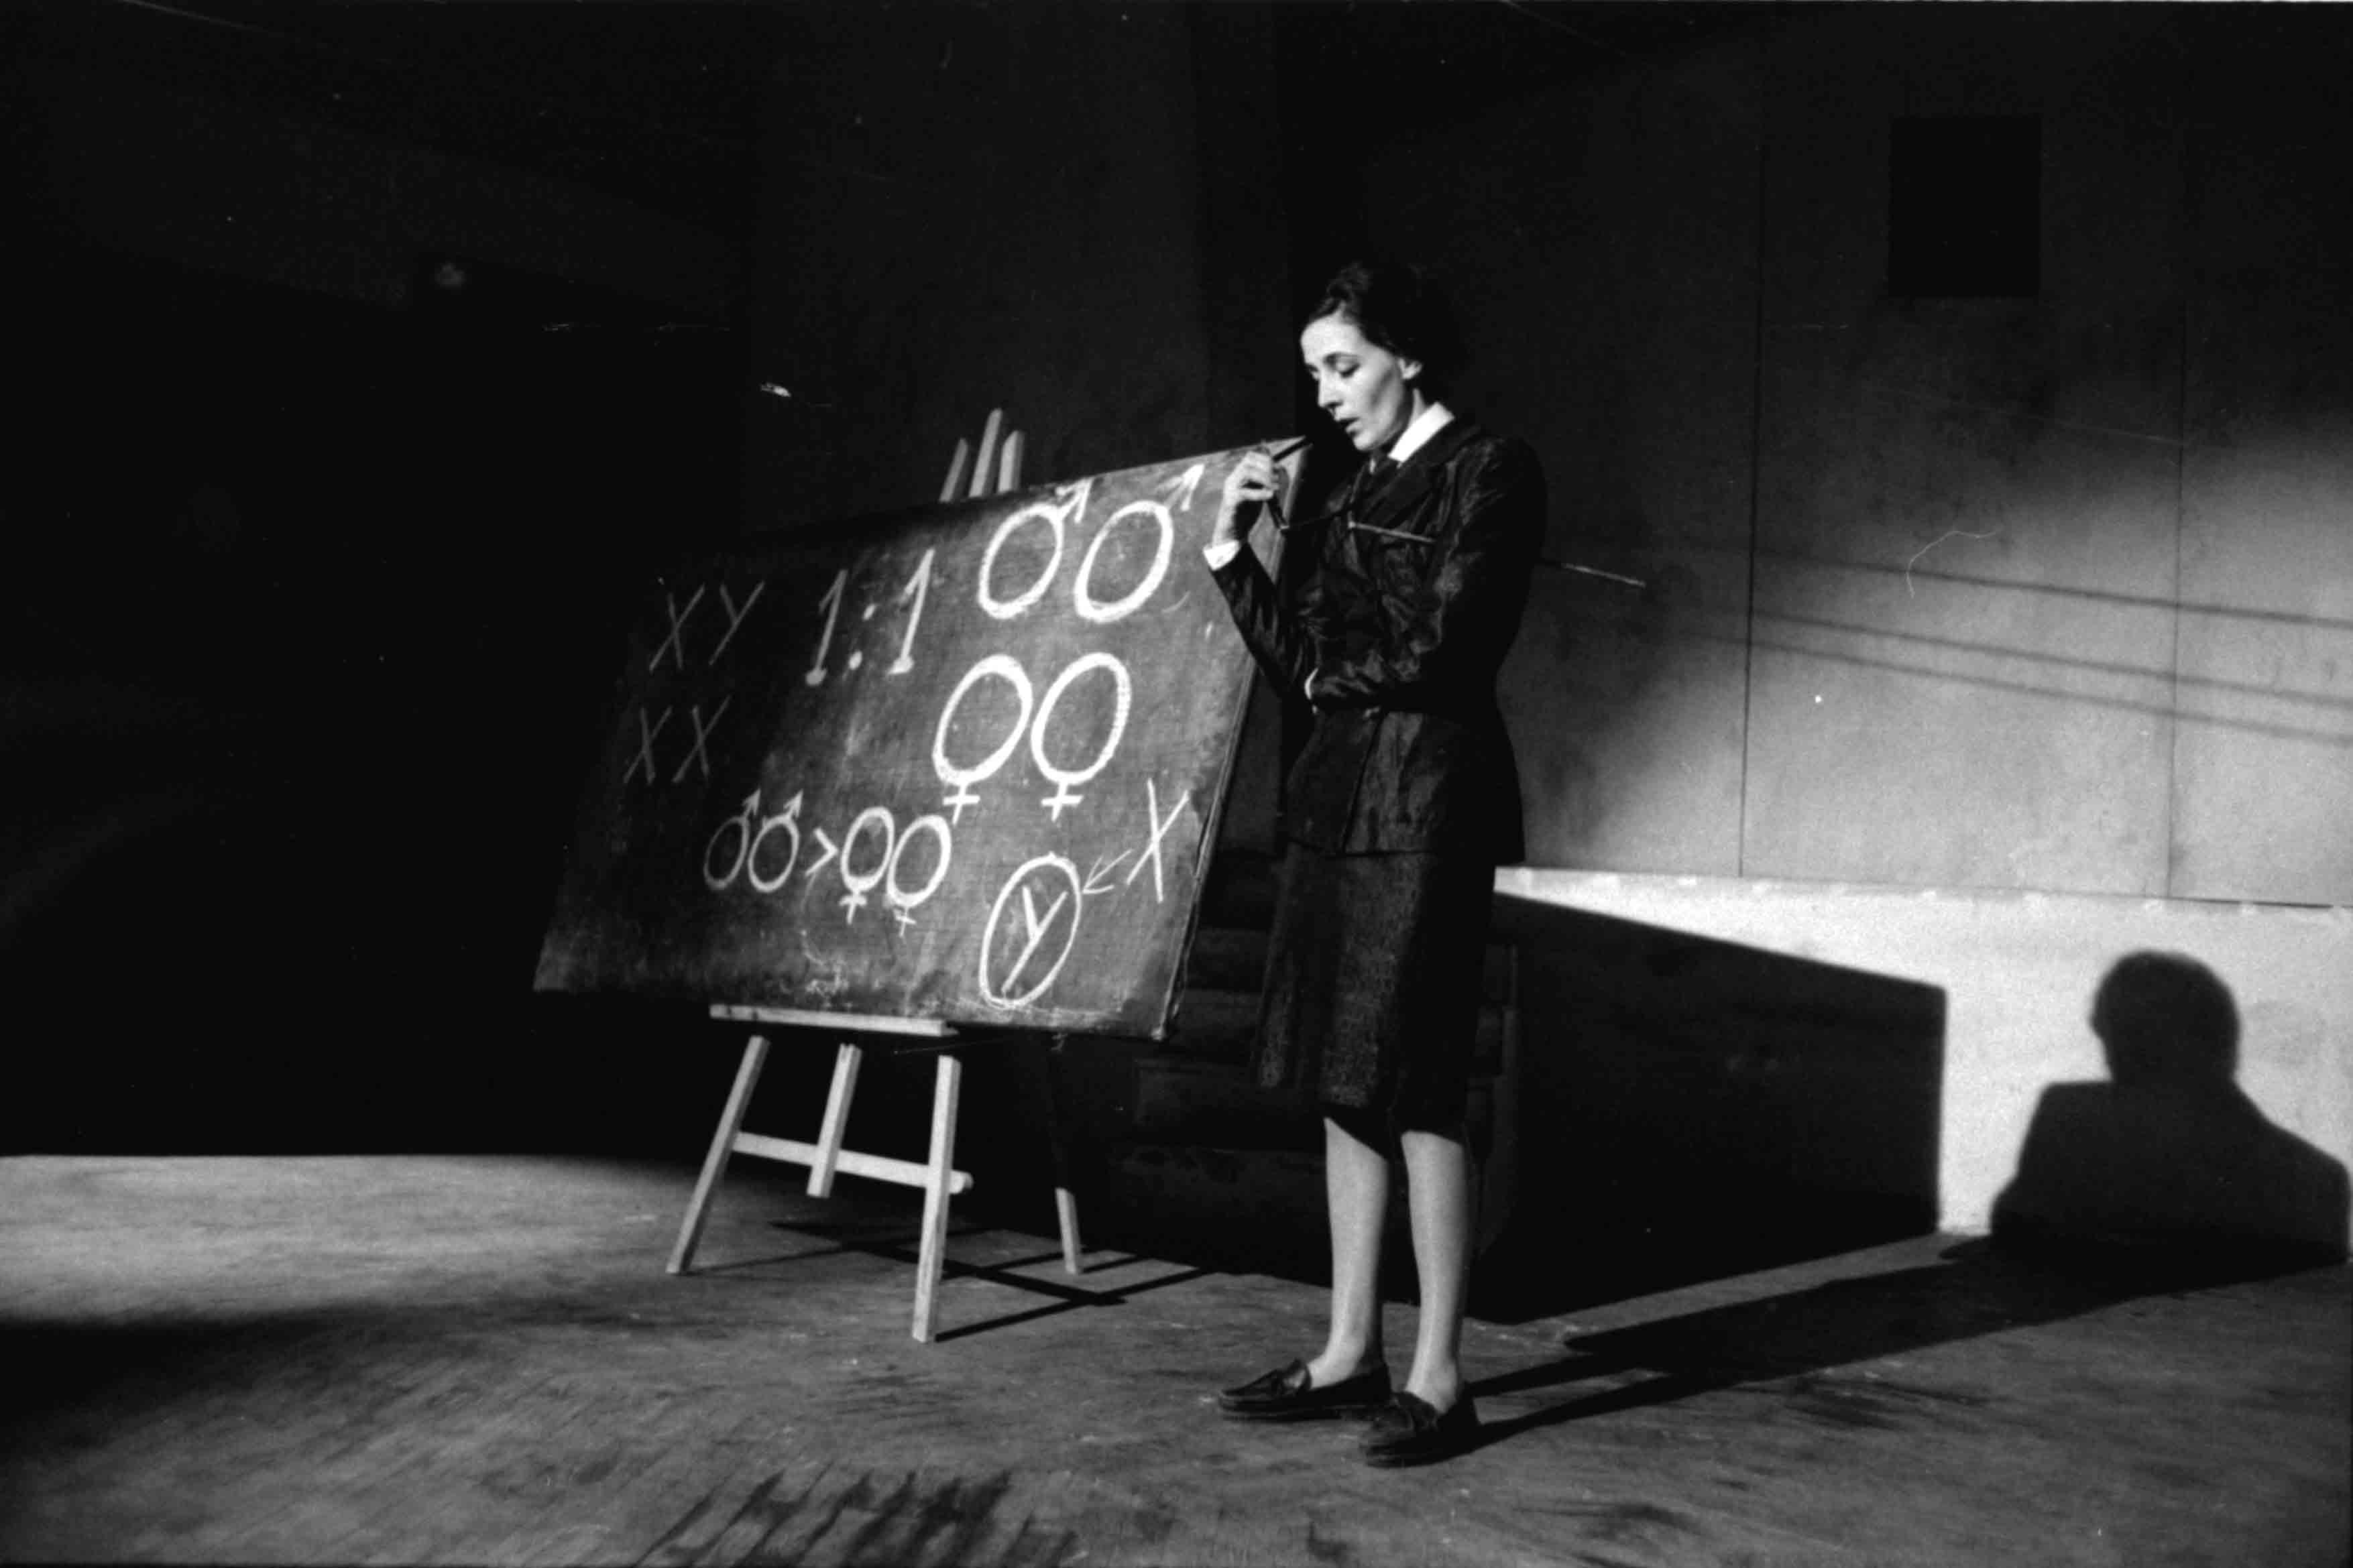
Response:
[1202,539,1245,571]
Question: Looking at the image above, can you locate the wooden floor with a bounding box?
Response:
[1,1155,2344,1567]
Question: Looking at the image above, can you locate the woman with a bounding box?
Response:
[1202,260,1544,1466]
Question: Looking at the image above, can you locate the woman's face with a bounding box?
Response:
[1300,313,1423,454]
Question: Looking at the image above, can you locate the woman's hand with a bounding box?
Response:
[1212,448,1282,552]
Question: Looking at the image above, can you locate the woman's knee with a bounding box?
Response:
[1323,1102,1399,1159]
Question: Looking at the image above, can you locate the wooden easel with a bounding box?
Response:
[938,406,1023,504]
[667,1005,1082,1342]
[669,410,1070,1341]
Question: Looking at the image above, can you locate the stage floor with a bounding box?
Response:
[2,1154,2344,1566]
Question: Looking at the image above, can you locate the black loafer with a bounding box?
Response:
[1217,1359,1393,1422]
[1359,1391,1481,1466]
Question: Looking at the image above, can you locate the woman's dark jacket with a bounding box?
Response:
[1210,420,1544,865]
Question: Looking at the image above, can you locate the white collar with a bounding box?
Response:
[1384,402,1454,467]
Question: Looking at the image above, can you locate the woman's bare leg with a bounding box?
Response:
[1306,1115,1390,1385]
[1398,1128,1474,1410]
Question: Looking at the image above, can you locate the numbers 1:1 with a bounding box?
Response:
[887,548,934,675]
[805,568,846,686]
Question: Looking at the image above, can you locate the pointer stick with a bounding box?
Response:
[1248,438,1645,587]
[1539,558,1648,589]
[1260,436,1310,533]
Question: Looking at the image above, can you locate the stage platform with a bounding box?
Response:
[2,1154,2344,1566]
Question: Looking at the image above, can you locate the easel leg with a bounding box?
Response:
[1055,1188,1083,1276]
[807,1043,863,1198]
[668,1034,771,1276]
[1041,1036,1084,1275]
[911,1052,963,1343]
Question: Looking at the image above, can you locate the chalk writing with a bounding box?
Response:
[884,813,954,929]
[979,854,1084,1009]
[670,697,731,784]
[623,705,673,787]
[888,549,935,674]
[804,826,839,882]
[747,791,805,892]
[934,654,1036,822]
[1159,461,1208,514]
[836,806,895,920]
[1031,652,1132,818]
[801,550,943,684]
[711,581,764,664]
[805,569,846,686]
[704,790,956,932]
[536,440,1299,1036]
[650,586,704,673]
[703,790,761,891]
[1084,850,1132,896]
[1127,778,1190,904]
[979,481,1090,621]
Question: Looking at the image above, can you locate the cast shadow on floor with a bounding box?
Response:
[1460,948,2348,1451]
[1460,1230,2340,1455]
[1061,890,1955,1321]
[1444,892,1953,1321]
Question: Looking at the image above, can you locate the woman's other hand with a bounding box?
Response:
[1213,448,1282,552]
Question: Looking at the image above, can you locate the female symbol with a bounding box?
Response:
[1030,652,1132,819]
[883,814,954,928]
[933,654,1035,822]
[836,806,895,922]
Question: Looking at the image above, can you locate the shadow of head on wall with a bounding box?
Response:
[1993,951,2349,1268]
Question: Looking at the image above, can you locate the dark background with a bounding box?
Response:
[1,1,1751,1155]
[3,1,2345,1280]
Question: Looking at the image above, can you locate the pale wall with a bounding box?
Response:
[1361,9,2353,908]
[1497,867,2353,1245]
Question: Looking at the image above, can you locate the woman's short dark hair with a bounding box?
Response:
[1307,259,1465,393]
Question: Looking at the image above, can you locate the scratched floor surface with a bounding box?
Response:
[1,1154,2344,1567]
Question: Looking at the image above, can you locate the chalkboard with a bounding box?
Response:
[534,442,1300,1038]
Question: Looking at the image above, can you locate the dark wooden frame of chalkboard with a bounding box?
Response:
[534,442,1301,1041]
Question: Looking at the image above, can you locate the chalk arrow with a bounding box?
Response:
[1084,852,1132,896]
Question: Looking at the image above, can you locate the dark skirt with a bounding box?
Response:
[1255,841,1493,1138]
